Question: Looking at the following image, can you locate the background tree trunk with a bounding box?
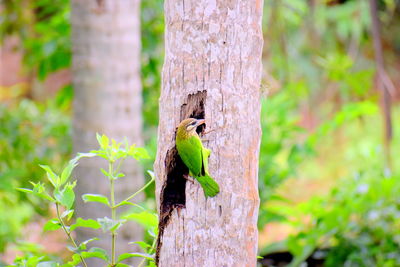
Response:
[154,0,264,266]
[71,0,143,265]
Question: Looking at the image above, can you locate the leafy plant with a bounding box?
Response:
[1,0,71,80]
[13,134,157,267]
[141,0,164,128]
[284,168,400,267]
[263,105,400,266]
[0,98,70,251]
[258,91,312,228]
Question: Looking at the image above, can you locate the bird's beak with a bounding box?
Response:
[196,119,205,126]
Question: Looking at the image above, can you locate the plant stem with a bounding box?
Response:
[114,175,155,208]
[114,158,124,175]
[138,237,157,267]
[56,203,88,267]
[110,161,117,266]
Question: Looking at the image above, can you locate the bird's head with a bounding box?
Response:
[177,118,205,137]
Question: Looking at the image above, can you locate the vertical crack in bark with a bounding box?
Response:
[156,91,207,265]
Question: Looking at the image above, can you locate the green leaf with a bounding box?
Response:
[32,181,46,193]
[17,188,34,194]
[97,217,125,233]
[75,152,97,160]
[123,211,158,230]
[128,146,150,160]
[110,220,125,232]
[82,194,110,206]
[122,252,154,261]
[96,133,109,149]
[68,253,83,265]
[111,139,121,151]
[96,133,102,147]
[70,218,101,231]
[37,191,56,202]
[60,160,78,185]
[100,168,110,177]
[43,219,61,231]
[81,247,110,262]
[61,209,74,221]
[78,237,99,251]
[118,201,145,209]
[23,182,55,202]
[97,217,114,232]
[130,241,151,251]
[55,183,76,209]
[89,150,108,159]
[118,253,139,262]
[115,264,130,267]
[147,170,155,180]
[39,164,59,187]
[116,173,125,178]
[37,262,59,267]
[67,245,78,253]
[148,227,157,238]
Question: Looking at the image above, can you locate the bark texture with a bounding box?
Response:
[154,0,263,266]
[71,0,143,264]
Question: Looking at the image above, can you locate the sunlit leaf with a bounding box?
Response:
[43,219,61,231]
[81,247,110,262]
[55,182,75,209]
[123,211,158,230]
[60,160,78,185]
[70,218,101,231]
[82,194,110,206]
[39,164,59,187]
[78,237,99,251]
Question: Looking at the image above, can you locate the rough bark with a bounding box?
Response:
[154,0,263,266]
[71,0,143,264]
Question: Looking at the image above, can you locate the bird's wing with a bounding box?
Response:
[177,136,203,176]
[201,146,210,176]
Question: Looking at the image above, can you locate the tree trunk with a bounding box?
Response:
[71,0,143,264]
[154,1,263,266]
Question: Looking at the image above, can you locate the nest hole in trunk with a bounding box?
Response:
[156,90,207,264]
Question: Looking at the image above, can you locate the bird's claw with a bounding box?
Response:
[203,128,217,135]
[183,174,195,184]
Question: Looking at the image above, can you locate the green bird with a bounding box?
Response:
[176,118,220,197]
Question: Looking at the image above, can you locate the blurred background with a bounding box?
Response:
[1,0,399,266]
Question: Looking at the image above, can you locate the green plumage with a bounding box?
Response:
[176,118,220,197]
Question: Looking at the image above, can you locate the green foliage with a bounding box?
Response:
[259,3,399,265]
[263,0,373,101]
[258,91,312,227]
[6,242,63,267]
[285,169,400,267]
[0,99,70,191]
[0,98,70,251]
[12,135,157,267]
[139,0,165,201]
[0,195,32,254]
[1,0,399,265]
[2,0,164,126]
[141,0,164,127]
[1,0,71,79]
[258,98,379,229]
[1,0,163,203]
[264,105,400,266]
[258,0,379,233]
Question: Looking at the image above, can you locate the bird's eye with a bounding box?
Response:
[190,121,197,126]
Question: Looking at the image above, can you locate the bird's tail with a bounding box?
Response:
[196,174,220,197]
